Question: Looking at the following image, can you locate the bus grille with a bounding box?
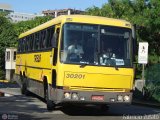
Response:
[68,86,129,92]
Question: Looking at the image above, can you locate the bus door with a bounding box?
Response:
[51,24,61,87]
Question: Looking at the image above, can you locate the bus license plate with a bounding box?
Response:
[91,95,104,101]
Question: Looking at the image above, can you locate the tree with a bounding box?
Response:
[0,14,52,79]
[14,16,52,36]
[0,14,17,79]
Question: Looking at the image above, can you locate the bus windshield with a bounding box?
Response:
[60,23,132,67]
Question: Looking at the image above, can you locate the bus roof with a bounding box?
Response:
[19,15,132,39]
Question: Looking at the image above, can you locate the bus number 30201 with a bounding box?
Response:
[66,74,85,79]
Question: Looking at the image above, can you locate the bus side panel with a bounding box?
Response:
[15,51,53,97]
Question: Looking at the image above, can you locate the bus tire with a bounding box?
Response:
[43,78,55,111]
[21,76,30,96]
[20,74,25,95]
[21,83,26,95]
[45,87,55,111]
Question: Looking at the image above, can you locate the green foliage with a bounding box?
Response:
[145,64,160,102]
[0,14,52,79]
[14,16,52,36]
[0,69,5,79]
[0,14,17,78]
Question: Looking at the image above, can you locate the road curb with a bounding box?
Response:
[0,80,8,83]
[0,88,21,96]
[0,90,14,97]
[132,100,160,108]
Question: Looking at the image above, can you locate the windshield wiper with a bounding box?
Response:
[114,64,119,70]
[80,62,89,68]
[112,60,119,70]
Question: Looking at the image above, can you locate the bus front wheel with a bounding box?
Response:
[44,85,55,111]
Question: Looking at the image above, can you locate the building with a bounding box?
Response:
[5,48,16,81]
[42,8,84,17]
[8,12,43,23]
[0,4,13,13]
[0,3,43,23]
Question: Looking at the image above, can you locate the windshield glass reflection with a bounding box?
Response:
[60,23,132,67]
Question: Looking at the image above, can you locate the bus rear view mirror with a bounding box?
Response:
[132,24,137,61]
[132,24,136,40]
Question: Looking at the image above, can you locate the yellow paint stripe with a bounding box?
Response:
[0,80,9,83]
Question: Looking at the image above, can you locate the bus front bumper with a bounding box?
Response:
[52,88,133,104]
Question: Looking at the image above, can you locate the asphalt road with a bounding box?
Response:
[0,89,160,120]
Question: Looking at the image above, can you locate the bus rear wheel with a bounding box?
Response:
[21,76,30,96]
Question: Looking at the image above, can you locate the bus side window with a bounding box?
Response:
[22,39,24,52]
[39,31,42,49]
[30,34,34,51]
[18,39,21,52]
[28,35,31,51]
[22,38,25,52]
[24,37,27,52]
[34,33,39,50]
[55,28,60,47]
[46,27,54,48]
[37,31,41,50]
[40,30,46,49]
[26,37,29,51]
[19,39,22,52]
[43,29,47,49]
[46,28,50,48]
[27,36,31,51]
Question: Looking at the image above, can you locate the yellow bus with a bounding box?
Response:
[15,15,136,110]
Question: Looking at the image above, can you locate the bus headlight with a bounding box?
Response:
[124,95,130,102]
[72,93,79,100]
[117,95,123,102]
[64,92,71,99]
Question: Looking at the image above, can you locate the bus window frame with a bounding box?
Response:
[59,22,133,68]
[17,25,57,54]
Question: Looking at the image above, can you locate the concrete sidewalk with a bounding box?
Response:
[0,82,159,109]
[0,80,9,83]
[0,88,21,96]
[0,82,19,88]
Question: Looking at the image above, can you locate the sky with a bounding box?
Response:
[0,0,108,14]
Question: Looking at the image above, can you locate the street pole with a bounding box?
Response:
[142,64,145,88]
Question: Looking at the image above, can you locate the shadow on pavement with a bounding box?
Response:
[0,92,160,118]
[0,113,52,120]
[60,104,160,116]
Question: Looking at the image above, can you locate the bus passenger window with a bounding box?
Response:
[18,39,21,52]
[46,27,54,48]
[19,39,22,52]
[21,39,25,52]
[26,37,29,51]
[40,30,46,49]
[34,33,39,50]
[28,35,31,51]
[29,35,34,51]
[27,36,30,51]
[56,28,60,46]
